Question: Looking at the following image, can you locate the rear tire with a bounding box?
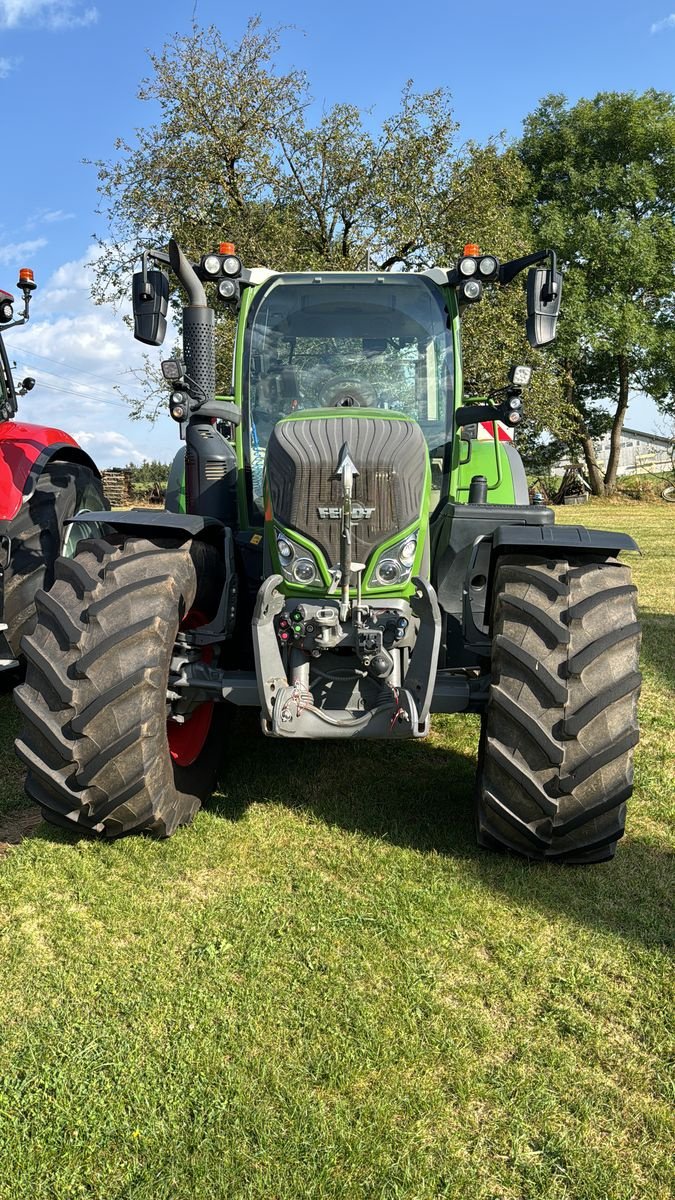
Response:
[475,554,641,863]
[3,462,106,661]
[15,535,225,838]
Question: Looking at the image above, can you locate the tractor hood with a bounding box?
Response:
[264,408,430,593]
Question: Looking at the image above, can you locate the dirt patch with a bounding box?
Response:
[0,806,42,855]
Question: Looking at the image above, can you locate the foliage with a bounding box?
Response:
[90,19,570,435]
[123,459,172,486]
[520,89,675,494]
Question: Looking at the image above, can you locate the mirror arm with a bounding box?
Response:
[168,238,206,307]
[499,248,557,290]
[140,248,170,299]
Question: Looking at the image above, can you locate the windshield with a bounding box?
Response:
[244,273,454,520]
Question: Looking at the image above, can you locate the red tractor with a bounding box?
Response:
[0,269,106,671]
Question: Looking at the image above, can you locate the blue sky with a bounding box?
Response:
[0,0,673,464]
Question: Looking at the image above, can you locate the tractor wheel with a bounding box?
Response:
[15,535,225,838]
[3,461,106,662]
[475,554,641,864]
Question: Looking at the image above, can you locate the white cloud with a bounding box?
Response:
[43,209,75,224]
[72,429,146,465]
[25,208,75,230]
[2,245,180,468]
[0,238,48,266]
[650,13,675,32]
[0,55,19,77]
[0,1,97,30]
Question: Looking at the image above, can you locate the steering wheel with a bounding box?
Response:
[318,377,377,408]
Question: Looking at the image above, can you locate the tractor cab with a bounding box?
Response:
[243,272,454,521]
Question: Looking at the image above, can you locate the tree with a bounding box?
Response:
[437,141,569,437]
[91,17,570,436]
[520,90,675,495]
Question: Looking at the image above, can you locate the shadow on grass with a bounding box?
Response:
[206,710,673,950]
[211,708,479,856]
[15,699,672,952]
[639,608,675,692]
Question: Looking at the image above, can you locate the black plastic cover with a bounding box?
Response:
[66,510,224,543]
[491,524,638,554]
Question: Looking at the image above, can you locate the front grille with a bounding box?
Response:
[266,414,427,567]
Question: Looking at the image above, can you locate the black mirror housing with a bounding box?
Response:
[132,268,169,346]
[526,267,562,347]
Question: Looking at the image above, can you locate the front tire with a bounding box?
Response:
[15,535,225,838]
[3,461,106,661]
[475,554,641,863]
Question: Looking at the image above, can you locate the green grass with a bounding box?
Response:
[0,501,673,1199]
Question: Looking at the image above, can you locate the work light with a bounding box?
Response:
[509,364,532,387]
[478,255,498,279]
[461,279,482,302]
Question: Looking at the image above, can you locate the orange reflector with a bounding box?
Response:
[219,242,236,255]
[463,243,480,257]
[19,268,34,282]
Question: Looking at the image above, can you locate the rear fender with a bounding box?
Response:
[0,421,99,521]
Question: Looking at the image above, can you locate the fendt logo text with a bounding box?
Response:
[317,505,375,520]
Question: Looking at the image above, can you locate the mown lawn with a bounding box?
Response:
[0,501,672,1200]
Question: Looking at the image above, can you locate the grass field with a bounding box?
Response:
[0,501,673,1199]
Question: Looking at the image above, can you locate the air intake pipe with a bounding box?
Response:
[169,237,236,522]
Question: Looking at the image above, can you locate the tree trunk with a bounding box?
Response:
[604,356,630,496]
[565,375,605,496]
[580,436,605,496]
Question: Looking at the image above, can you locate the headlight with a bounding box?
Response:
[461,278,482,302]
[292,558,317,584]
[399,537,417,568]
[203,254,221,276]
[459,257,477,277]
[222,255,241,276]
[375,558,402,585]
[275,529,321,585]
[371,532,419,588]
[218,278,237,300]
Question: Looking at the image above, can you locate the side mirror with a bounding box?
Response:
[132,268,169,346]
[526,267,562,348]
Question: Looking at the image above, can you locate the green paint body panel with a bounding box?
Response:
[452,431,516,505]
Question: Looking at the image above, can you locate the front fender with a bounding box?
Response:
[66,509,224,546]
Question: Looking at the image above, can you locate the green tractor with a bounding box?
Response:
[15,239,641,860]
